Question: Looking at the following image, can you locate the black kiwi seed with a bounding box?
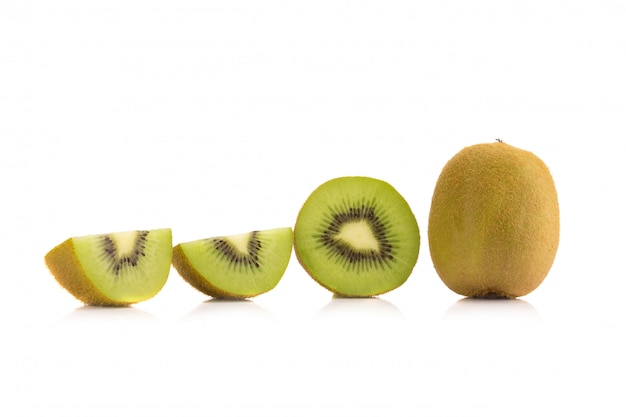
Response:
[210,231,262,269]
[317,202,395,271]
[99,231,149,276]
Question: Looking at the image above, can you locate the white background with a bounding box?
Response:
[1,0,625,415]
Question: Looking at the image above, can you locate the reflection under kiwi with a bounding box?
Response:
[182,298,275,322]
[315,294,404,320]
[60,304,157,324]
[443,297,541,321]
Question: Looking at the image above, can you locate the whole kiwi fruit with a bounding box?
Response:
[428,140,559,298]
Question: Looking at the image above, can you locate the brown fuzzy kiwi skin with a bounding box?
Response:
[172,244,252,300]
[44,238,125,306]
[428,141,560,298]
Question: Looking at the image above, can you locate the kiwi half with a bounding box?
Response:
[294,176,420,297]
[172,227,293,299]
[45,228,173,306]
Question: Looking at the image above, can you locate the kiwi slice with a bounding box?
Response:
[294,176,420,297]
[172,227,293,299]
[45,228,173,306]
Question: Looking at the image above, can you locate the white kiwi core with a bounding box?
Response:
[337,220,379,251]
[110,230,140,256]
[226,232,252,253]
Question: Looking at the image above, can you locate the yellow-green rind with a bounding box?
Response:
[172,244,242,299]
[45,238,126,306]
[428,142,560,298]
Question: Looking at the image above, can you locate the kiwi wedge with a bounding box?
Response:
[294,176,420,297]
[45,228,173,306]
[172,227,293,299]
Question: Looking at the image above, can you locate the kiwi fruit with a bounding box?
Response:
[45,228,173,306]
[172,227,293,299]
[428,140,560,298]
[294,176,420,297]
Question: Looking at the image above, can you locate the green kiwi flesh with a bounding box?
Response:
[45,228,173,306]
[294,176,420,297]
[172,227,293,299]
